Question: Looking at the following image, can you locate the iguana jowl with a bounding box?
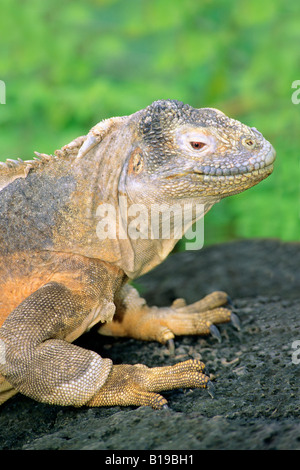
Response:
[0,100,275,408]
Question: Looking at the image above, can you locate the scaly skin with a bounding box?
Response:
[0,100,275,408]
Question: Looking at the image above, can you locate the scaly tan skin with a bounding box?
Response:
[0,100,275,408]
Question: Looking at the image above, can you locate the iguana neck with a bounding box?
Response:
[114,199,215,278]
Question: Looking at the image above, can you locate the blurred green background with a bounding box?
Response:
[0,0,299,246]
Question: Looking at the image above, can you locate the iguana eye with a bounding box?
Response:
[190,141,206,150]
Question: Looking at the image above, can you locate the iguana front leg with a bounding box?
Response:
[0,281,113,406]
[0,279,212,409]
[98,284,238,350]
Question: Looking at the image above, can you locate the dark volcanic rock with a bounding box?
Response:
[0,239,299,450]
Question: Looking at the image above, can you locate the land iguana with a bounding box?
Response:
[0,100,275,409]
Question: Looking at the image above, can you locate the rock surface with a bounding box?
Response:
[0,239,299,450]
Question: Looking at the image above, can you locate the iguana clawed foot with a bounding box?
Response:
[87,359,210,409]
[96,289,239,408]
[161,290,240,348]
[163,293,240,357]
[165,295,241,350]
[99,288,240,349]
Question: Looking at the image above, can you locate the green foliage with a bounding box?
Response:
[0,0,299,244]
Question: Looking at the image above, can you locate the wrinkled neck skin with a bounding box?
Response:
[116,143,219,278]
[115,196,215,279]
[58,114,217,279]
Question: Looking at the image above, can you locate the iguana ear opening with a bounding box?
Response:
[76,116,127,160]
[128,147,144,175]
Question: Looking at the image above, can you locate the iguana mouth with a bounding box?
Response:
[193,163,274,179]
[191,146,276,178]
[165,146,276,181]
[164,165,273,181]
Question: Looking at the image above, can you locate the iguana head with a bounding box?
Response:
[43,99,275,278]
[121,99,276,206]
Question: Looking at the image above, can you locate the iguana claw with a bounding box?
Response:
[166,338,175,355]
[207,381,215,399]
[231,312,241,331]
[209,324,222,342]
